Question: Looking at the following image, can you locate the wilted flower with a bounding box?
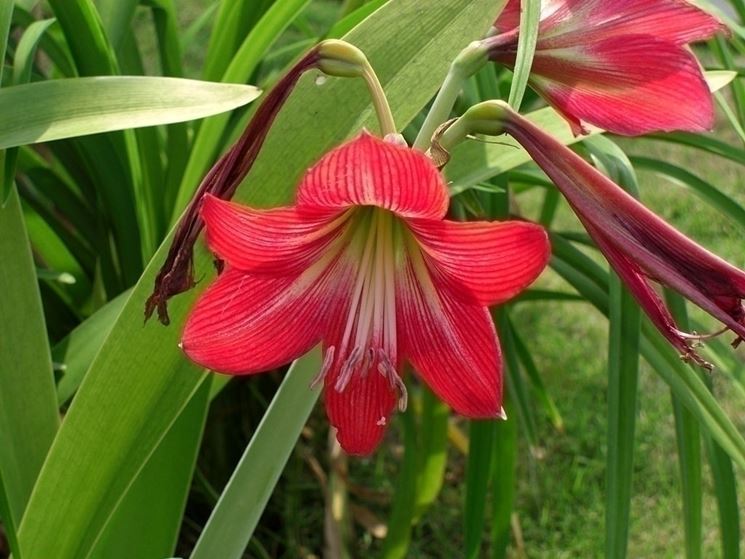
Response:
[181,132,550,454]
[487,0,724,135]
[461,101,745,367]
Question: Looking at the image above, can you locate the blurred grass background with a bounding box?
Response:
[131,1,745,556]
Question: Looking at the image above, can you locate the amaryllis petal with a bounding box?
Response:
[489,0,722,136]
[408,218,550,306]
[397,249,502,417]
[495,0,722,45]
[201,194,348,275]
[182,262,349,374]
[323,362,398,455]
[526,36,714,135]
[297,132,449,219]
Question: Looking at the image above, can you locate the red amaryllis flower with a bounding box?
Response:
[488,0,724,135]
[488,102,745,367]
[181,132,550,454]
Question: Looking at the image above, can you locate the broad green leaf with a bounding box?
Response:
[0,188,60,557]
[189,355,320,559]
[16,2,497,558]
[0,77,261,149]
[90,380,210,559]
[53,290,130,405]
[507,0,540,110]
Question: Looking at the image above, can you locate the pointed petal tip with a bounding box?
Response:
[498,406,508,420]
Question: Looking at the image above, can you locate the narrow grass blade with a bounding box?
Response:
[47,0,118,75]
[705,433,741,559]
[0,188,60,557]
[182,360,323,559]
[0,77,261,149]
[584,135,642,559]
[414,388,449,520]
[551,251,745,472]
[507,0,540,110]
[90,380,210,559]
[1,0,14,205]
[464,420,496,559]
[509,322,563,431]
[96,0,138,50]
[491,401,517,559]
[630,157,745,232]
[380,402,419,559]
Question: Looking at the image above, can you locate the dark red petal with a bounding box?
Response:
[296,132,449,219]
[527,36,715,135]
[182,262,349,374]
[408,218,550,306]
[397,250,502,417]
[323,364,398,455]
[201,194,347,275]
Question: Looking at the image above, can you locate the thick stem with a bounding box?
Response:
[413,41,489,151]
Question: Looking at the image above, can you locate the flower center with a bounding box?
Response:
[314,208,407,411]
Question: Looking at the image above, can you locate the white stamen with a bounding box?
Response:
[311,346,335,389]
[335,346,363,392]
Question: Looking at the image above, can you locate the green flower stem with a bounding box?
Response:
[413,40,489,151]
[361,64,397,137]
[318,39,397,136]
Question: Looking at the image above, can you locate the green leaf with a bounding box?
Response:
[507,0,540,110]
[381,401,419,559]
[413,389,449,520]
[16,2,497,558]
[490,402,517,559]
[0,77,261,149]
[53,290,130,405]
[464,420,496,559]
[96,0,138,50]
[11,18,54,86]
[189,355,320,559]
[0,188,60,557]
[90,380,210,559]
[47,0,118,76]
